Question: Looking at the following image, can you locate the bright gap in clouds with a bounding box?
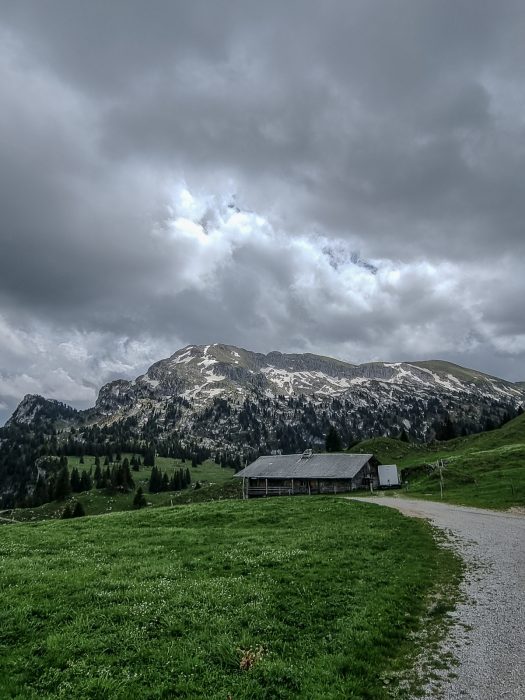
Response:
[2,182,522,426]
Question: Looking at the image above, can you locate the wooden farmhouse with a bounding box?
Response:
[234,451,379,498]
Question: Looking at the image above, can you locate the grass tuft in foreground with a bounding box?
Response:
[0,497,460,699]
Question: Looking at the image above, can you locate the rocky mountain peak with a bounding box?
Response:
[7,394,78,427]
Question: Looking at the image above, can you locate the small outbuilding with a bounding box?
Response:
[377,464,400,489]
[234,451,379,498]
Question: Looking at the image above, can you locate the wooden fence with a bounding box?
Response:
[245,482,358,498]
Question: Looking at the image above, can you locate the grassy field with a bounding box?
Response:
[7,457,237,523]
[0,497,460,699]
[66,455,235,487]
[351,413,525,509]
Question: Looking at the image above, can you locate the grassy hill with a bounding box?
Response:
[351,412,525,509]
[0,497,460,699]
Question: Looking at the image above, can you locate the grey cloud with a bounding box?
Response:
[0,1,524,422]
[4,1,525,261]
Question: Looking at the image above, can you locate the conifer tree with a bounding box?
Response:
[33,475,49,507]
[148,466,162,493]
[54,465,72,500]
[122,460,134,490]
[80,470,92,491]
[15,480,28,508]
[112,464,123,488]
[161,472,170,492]
[144,446,156,467]
[72,501,85,517]
[436,415,457,441]
[148,466,156,493]
[70,467,82,493]
[133,487,147,509]
[325,426,343,452]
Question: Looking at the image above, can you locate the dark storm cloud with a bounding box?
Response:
[1,0,524,423]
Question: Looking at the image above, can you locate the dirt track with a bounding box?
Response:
[348,496,525,699]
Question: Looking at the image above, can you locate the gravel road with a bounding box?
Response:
[349,496,525,699]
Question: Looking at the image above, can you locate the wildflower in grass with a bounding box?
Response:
[238,645,265,671]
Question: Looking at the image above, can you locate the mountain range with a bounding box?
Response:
[7,343,525,442]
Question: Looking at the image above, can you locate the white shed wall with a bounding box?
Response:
[378,464,400,487]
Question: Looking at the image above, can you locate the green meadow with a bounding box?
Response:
[0,497,460,699]
[8,457,238,522]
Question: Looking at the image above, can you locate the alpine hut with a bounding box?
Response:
[235,450,379,498]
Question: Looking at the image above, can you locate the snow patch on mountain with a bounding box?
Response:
[171,351,192,365]
[198,357,218,369]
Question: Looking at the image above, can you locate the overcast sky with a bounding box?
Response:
[1,1,525,423]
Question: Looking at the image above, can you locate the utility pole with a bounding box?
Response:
[436,459,445,499]
[428,459,445,499]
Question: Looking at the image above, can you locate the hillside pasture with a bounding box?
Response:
[351,413,525,509]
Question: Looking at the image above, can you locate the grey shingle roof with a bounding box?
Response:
[234,453,373,480]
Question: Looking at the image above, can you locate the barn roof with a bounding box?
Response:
[234,453,373,480]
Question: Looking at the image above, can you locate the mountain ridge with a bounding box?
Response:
[7,343,524,439]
